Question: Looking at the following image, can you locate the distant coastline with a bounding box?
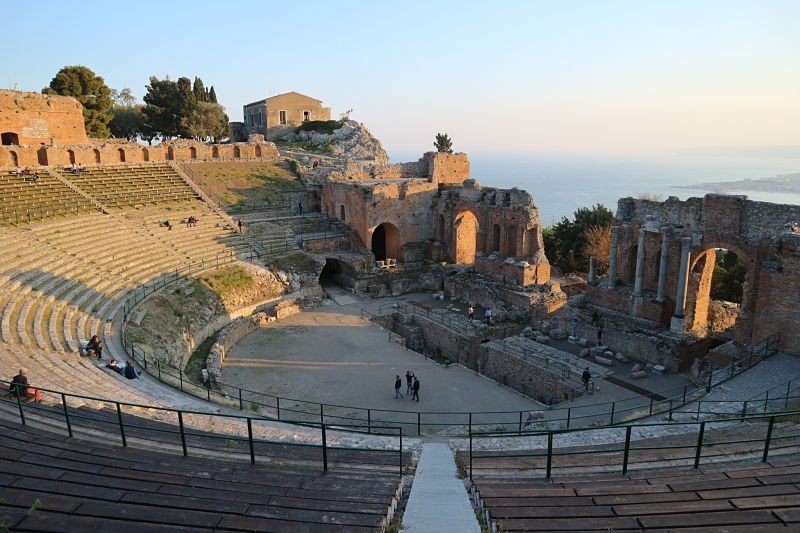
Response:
[677,173,800,194]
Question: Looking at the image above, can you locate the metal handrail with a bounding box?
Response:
[0,379,404,477]
[466,408,800,479]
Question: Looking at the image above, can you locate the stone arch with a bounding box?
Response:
[67,150,76,165]
[93,149,101,164]
[505,225,518,257]
[117,148,126,163]
[212,145,219,159]
[339,205,346,221]
[371,222,402,262]
[37,147,48,166]
[142,147,149,162]
[254,145,262,157]
[686,243,751,337]
[453,210,479,264]
[491,224,501,252]
[189,147,197,159]
[166,146,175,161]
[319,257,356,289]
[233,146,241,158]
[437,214,445,241]
[9,150,18,166]
[1,132,19,146]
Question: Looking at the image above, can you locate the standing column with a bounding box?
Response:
[633,228,647,296]
[607,226,620,289]
[588,256,597,286]
[656,226,670,301]
[673,237,692,318]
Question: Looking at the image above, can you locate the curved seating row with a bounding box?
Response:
[0,416,401,532]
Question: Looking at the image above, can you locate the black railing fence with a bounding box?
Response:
[0,380,404,477]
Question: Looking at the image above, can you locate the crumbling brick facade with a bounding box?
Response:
[0,90,88,146]
[321,152,551,286]
[587,193,800,355]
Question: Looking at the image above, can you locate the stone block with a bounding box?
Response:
[579,348,590,357]
[652,364,666,374]
[578,337,589,347]
[630,370,647,379]
[631,362,644,372]
[535,335,549,344]
[594,355,614,366]
[568,335,579,344]
[614,352,629,363]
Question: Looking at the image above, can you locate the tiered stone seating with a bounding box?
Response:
[0,203,251,407]
[459,422,800,531]
[0,169,96,224]
[0,417,403,532]
[59,163,198,208]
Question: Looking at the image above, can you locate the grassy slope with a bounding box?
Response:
[189,161,302,207]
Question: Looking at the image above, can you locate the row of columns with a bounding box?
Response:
[601,225,693,322]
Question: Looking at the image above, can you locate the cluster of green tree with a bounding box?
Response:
[42,66,230,143]
[710,250,745,303]
[543,204,615,274]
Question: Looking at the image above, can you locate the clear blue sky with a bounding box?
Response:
[2,0,798,158]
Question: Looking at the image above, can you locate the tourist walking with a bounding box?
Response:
[412,377,420,402]
[237,217,244,233]
[571,318,579,338]
[298,202,303,216]
[582,367,591,391]
[405,370,414,395]
[468,305,474,320]
[394,375,403,399]
[597,325,603,345]
[484,308,493,325]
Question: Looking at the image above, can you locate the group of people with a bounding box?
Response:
[14,167,39,182]
[394,370,421,402]
[105,359,140,380]
[467,305,493,325]
[83,334,139,380]
[68,163,84,174]
[187,215,198,227]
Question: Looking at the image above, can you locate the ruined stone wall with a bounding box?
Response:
[591,193,800,355]
[479,343,577,404]
[0,139,278,168]
[0,90,88,145]
[423,152,470,185]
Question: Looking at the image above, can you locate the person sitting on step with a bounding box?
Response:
[86,335,103,359]
[123,361,140,380]
[8,368,42,402]
[105,360,123,375]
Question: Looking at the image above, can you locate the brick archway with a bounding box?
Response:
[371,222,401,262]
[686,244,751,338]
[453,210,479,264]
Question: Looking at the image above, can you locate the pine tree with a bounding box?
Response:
[434,133,454,154]
[193,77,206,102]
[208,86,217,104]
[43,65,113,138]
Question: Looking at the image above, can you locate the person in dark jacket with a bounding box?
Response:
[124,361,140,380]
[9,368,41,402]
[412,377,420,402]
[582,368,591,391]
[86,335,103,359]
[394,375,403,399]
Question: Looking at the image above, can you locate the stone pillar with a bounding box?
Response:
[656,226,670,302]
[588,256,597,286]
[607,226,620,289]
[671,237,692,331]
[633,228,647,297]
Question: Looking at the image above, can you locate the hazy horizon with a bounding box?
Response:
[2,0,798,159]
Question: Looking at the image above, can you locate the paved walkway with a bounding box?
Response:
[403,443,480,533]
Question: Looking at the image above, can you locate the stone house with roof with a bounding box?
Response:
[233,91,331,141]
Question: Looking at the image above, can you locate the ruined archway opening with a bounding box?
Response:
[505,225,518,257]
[319,258,356,289]
[371,222,401,262]
[212,145,219,159]
[93,149,101,164]
[454,210,479,264]
[190,147,197,159]
[67,150,76,165]
[492,224,501,252]
[687,248,747,336]
[1,132,19,146]
[118,148,126,162]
